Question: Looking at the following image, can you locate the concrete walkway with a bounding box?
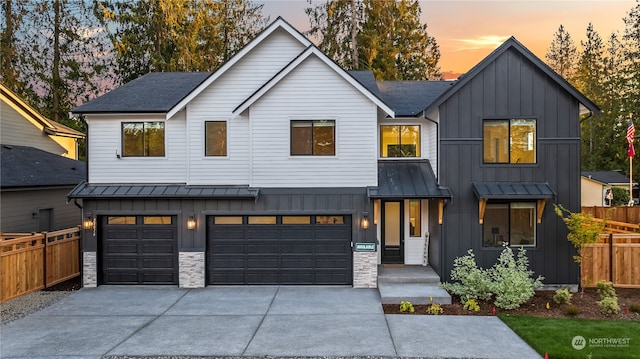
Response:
[0,286,541,359]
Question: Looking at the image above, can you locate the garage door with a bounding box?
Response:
[207,215,352,285]
[100,215,178,284]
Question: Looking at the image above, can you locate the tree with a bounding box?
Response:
[306,0,441,80]
[95,0,268,84]
[0,0,26,91]
[545,24,578,80]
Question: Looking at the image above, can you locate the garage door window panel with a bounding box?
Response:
[248,216,277,224]
[108,216,136,225]
[214,216,243,225]
[316,215,344,224]
[143,216,172,224]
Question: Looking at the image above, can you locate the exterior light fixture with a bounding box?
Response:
[187,216,196,230]
[361,213,369,230]
[83,216,94,230]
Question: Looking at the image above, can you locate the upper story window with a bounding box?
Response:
[291,120,335,156]
[122,122,165,157]
[205,121,227,156]
[380,125,420,158]
[483,119,536,164]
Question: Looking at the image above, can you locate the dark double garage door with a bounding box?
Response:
[100,214,352,285]
[208,215,352,285]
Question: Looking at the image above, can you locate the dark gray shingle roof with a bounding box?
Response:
[376,81,452,117]
[68,182,259,199]
[1,145,86,188]
[72,72,211,114]
[582,171,637,185]
[472,182,556,200]
[368,160,451,199]
[348,71,381,97]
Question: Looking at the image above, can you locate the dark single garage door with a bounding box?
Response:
[207,215,352,285]
[100,215,178,284]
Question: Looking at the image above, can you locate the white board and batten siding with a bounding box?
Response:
[86,111,187,184]
[249,56,379,188]
[186,28,307,186]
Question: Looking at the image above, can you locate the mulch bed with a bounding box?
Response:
[383,288,640,320]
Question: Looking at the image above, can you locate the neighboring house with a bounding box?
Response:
[1,84,85,159]
[1,145,87,232]
[581,171,638,206]
[69,18,599,288]
[0,85,87,233]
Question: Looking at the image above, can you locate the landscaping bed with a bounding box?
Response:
[383,287,640,320]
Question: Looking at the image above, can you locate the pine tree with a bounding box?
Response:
[546,24,578,80]
[306,0,441,80]
[96,0,268,85]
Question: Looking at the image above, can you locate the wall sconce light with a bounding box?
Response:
[361,213,369,230]
[187,216,196,230]
[83,216,94,230]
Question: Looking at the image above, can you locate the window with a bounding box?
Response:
[248,216,277,224]
[214,216,243,225]
[409,200,421,237]
[483,202,536,247]
[122,122,165,157]
[316,216,344,224]
[291,120,335,156]
[107,216,136,225]
[483,119,536,164]
[282,216,311,224]
[380,125,420,157]
[205,121,227,156]
[143,216,172,224]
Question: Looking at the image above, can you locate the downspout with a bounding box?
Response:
[579,111,594,124]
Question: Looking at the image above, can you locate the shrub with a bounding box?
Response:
[598,296,620,315]
[489,246,544,310]
[553,288,573,304]
[440,249,492,302]
[426,303,443,315]
[399,301,414,313]
[597,280,616,299]
[629,304,640,313]
[463,299,480,312]
[554,204,604,264]
[565,305,580,317]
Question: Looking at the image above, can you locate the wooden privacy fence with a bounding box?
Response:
[582,206,640,224]
[581,233,640,288]
[1,227,81,302]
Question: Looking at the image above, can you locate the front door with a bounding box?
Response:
[382,201,403,263]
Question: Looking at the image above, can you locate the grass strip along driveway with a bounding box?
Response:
[499,315,640,359]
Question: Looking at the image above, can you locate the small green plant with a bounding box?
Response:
[426,303,443,315]
[598,296,620,315]
[399,301,415,313]
[489,246,544,310]
[629,303,640,313]
[596,280,616,299]
[463,299,480,312]
[440,249,492,302]
[553,288,572,304]
[565,304,580,317]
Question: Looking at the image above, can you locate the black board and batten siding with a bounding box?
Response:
[80,188,373,285]
[438,48,581,284]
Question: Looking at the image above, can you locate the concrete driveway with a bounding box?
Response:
[0,286,541,359]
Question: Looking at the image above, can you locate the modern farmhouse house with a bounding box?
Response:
[69,18,599,288]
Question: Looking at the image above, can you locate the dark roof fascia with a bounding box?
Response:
[1,184,77,192]
[422,37,601,116]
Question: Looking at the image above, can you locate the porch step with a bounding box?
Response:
[378,283,452,305]
[377,265,440,284]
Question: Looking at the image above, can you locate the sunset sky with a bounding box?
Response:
[260,0,637,78]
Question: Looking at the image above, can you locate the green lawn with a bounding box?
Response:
[499,315,640,359]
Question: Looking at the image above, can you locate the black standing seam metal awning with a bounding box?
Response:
[472,182,556,225]
[472,182,556,200]
[367,160,452,199]
[67,182,259,199]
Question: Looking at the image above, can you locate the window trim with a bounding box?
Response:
[121,121,166,157]
[482,118,536,164]
[379,123,422,159]
[204,120,228,157]
[290,119,337,157]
